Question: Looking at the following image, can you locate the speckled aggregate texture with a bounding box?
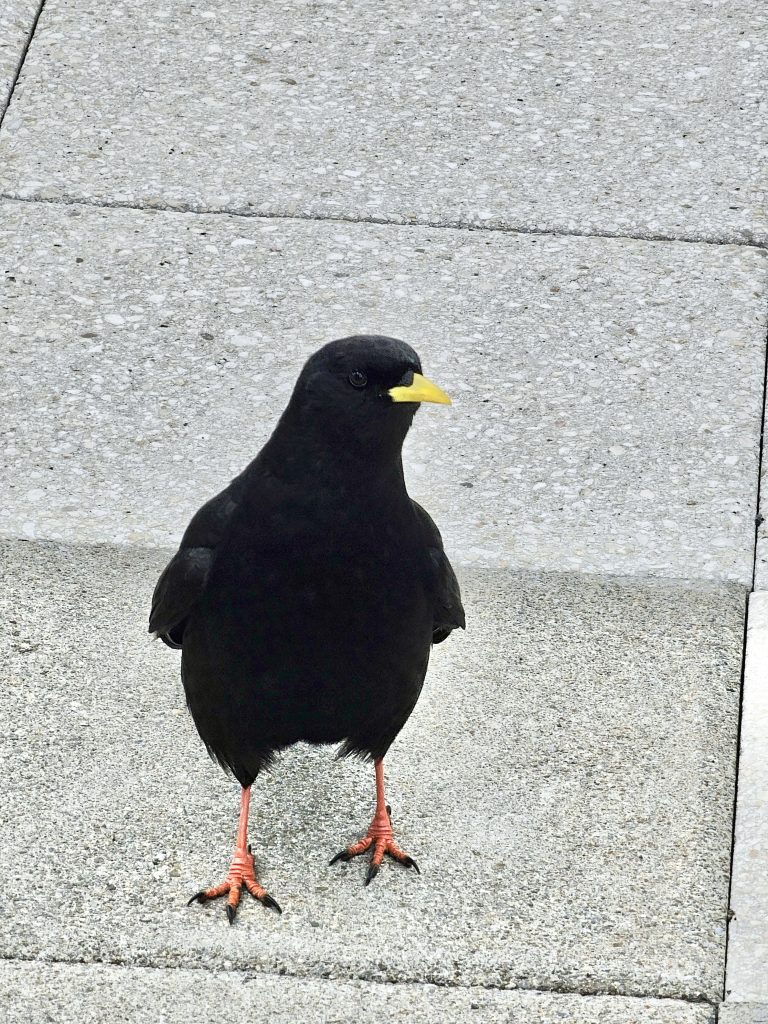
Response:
[1,200,766,582]
[0,962,717,1024]
[755,478,768,589]
[756,536,768,589]
[0,1,766,242]
[0,540,742,1002]
[0,1,39,115]
[720,1007,768,1024]
[725,594,768,1002]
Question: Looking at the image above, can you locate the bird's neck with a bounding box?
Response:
[257,412,410,504]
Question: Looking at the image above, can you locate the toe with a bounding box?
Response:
[364,861,380,886]
[243,878,282,914]
[363,838,387,886]
[329,834,374,866]
[346,835,375,858]
[243,877,264,900]
[188,879,230,906]
[225,884,242,925]
[371,838,387,868]
[386,843,420,873]
[260,893,283,914]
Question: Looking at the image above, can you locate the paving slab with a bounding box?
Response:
[0,2,39,117]
[755,360,768,592]
[0,1,765,243]
[0,961,717,1024]
[755,537,768,590]
[753,477,768,590]
[724,593,768,1001]
[719,1007,768,1024]
[0,539,742,1001]
[1,200,766,582]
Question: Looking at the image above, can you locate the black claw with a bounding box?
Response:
[364,862,380,887]
[386,804,392,818]
[226,904,236,926]
[329,849,351,866]
[187,891,207,906]
[261,893,283,914]
[402,856,420,874]
[247,844,252,854]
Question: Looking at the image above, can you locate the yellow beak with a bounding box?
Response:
[388,372,452,406]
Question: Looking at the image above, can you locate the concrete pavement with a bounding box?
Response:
[0,2,39,116]
[0,200,765,580]
[0,962,717,1024]
[1,1,767,1021]
[0,0,765,243]
[0,539,743,1002]
[727,595,768,1003]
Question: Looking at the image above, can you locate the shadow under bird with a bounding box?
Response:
[149,334,465,921]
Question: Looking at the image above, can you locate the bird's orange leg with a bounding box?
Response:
[330,758,420,886]
[188,786,281,924]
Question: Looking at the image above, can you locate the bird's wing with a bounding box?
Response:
[149,547,215,647]
[411,500,466,644]
[148,485,241,648]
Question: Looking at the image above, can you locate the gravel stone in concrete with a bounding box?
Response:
[0,540,742,1001]
[725,593,768,1002]
[0,2,39,116]
[0,961,717,1024]
[0,1,765,243]
[1,200,765,582]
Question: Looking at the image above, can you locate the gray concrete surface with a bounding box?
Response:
[0,2,38,117]
[0,539,742,1003]
[755,380,768,591]
[0,961,717,1024]
[755,536,768,590]
[0,0,765,1016]
[725,593,768,1001]
[1,199,766,582]
[720,1007,768,1024]
[0,1,765,244]
[754,479,768,589]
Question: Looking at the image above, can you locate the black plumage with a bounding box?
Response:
[150,334,464,915]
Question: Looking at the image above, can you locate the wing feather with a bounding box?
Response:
[412,500,465,644]
[148,483,241,648]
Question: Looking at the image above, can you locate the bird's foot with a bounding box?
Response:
[329,804,420,886]
[187,844,282,924]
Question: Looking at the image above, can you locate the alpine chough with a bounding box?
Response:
[149,334,465,921]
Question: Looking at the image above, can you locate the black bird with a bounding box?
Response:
[149,335,465,921]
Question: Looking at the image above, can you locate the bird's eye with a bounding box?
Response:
[348,370,368,389]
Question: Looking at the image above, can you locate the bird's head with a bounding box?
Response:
[285,334,451,463]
